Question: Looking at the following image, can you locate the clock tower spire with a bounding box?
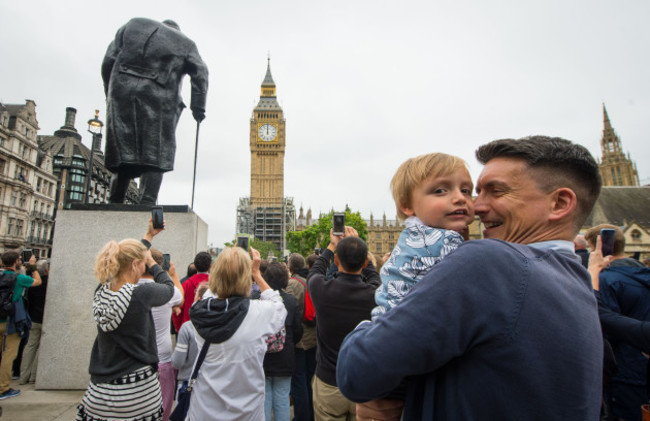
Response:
[598,103,639,186]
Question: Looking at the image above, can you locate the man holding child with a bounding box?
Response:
[337,136,604,420]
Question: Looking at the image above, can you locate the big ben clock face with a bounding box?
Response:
[258,124,277,141]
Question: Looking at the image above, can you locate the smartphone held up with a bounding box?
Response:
[332,212,345,236]
[600,229,616,257]
[152,206,164,229]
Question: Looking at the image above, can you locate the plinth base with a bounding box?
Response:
[37,206,207,389]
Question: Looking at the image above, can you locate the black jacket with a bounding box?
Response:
[263,290,303,377]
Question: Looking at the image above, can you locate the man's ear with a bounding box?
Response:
[363,257,369,269]
[548,187,577,222]
[334,254,340,268]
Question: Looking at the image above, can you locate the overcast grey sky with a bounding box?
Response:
[2,0,649,248]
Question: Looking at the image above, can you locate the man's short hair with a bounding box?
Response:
[336,237,368,272]
[476,136,601,231]
[194,251,212,273]
[36,259,49,276]
[585,224,626,255]
[186,263,197,278]
[260,260,269,275]
[288,253,305,274]
[263,262,289,290]
[1,251,19,268]
[150,248,164,266]
[391,153,469,220]
[307,254,318,269]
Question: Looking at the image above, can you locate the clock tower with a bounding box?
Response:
[250,58,286,207]
[237,59,295,252]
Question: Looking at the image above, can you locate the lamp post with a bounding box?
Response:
[85,110,104,204]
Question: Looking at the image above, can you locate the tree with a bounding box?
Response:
[223,236,279,259]
[287,208,368,256]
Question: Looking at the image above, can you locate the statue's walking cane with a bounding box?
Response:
[191,121,200,209]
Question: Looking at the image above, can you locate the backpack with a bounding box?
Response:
[0,270,17,319]
[266,327,286,353]
[291,276,316,327]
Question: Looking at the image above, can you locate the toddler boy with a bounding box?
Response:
[372,152,475,320]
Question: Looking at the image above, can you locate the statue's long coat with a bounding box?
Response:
[101,17,208,175]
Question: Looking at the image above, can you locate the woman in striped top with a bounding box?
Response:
[76,219,174,421]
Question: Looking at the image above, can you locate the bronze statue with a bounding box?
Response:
[101,18,209,204]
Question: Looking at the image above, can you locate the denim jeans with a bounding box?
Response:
[265,376,292,421]
[291,347,317,421]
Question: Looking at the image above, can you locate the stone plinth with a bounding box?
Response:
[37,206,208,389]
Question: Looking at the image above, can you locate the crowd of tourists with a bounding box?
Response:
[2,135,650,421]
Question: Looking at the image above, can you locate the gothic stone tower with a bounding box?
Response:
[237,59,294,251]
[598,104,639,186]
[250,59,286,207]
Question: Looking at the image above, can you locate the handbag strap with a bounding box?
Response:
[186,340,211,391]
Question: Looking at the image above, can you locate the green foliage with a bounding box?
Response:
[287,208,367,256]
[223,236,278,259]
[250,238,279,259]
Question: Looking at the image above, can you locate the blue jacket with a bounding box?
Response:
[598,259,650,385]
[337,239,603,420]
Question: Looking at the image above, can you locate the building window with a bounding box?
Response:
[16,220,24,236]
[69,168,85,184]
[7,218,15,235]
[19,193,27,209]
[11,190,18,206]
[0,159,5,174]
[631,229,642,240]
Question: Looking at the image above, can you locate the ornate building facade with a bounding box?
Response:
[0,100,57,257]
[598,104,640,187]
[38,107,138,210]
[237,60,295,251]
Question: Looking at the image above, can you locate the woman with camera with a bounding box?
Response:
[76,219,173,421]
[187,246,287,420]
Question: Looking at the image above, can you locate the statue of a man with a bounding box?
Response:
[101,18,209,204]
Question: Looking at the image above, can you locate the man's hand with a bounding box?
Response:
[356,399,404,421]
[589,235,613,291]
[28,254,37,265]
[192,109,205,123]
[168,261,178,278]
[250,247,262,276]
[144,217,165,242]
[329,226,359,251]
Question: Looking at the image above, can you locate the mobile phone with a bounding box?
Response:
[162,253,171,271]
[236,236,249,251]
[151,206,164,229]
[333,212,345,236]
[21,249,33,263]
[600,229,616,257]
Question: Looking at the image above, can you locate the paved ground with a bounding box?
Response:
[0,380,84,421]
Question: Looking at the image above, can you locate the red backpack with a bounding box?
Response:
[291,276,316,326]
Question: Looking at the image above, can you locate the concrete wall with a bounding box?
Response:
[37,208,207,389]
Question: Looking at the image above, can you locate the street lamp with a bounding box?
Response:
[84,110,104,204]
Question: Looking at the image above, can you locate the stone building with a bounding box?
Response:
[0,100,57,257]
[237,59,295,252]
[598,104,640,187]
[38,107,138,210]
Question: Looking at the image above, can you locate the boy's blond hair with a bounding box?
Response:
[391,153,469,220]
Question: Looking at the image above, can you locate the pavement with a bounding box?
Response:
[0,380,84,421]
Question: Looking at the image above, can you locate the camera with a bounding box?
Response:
[151,206,164,229]
[236,236,250,251]
[332,212,345,236]
[162,253,171,271]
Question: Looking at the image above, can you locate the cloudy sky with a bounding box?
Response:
[2,0,648,248]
